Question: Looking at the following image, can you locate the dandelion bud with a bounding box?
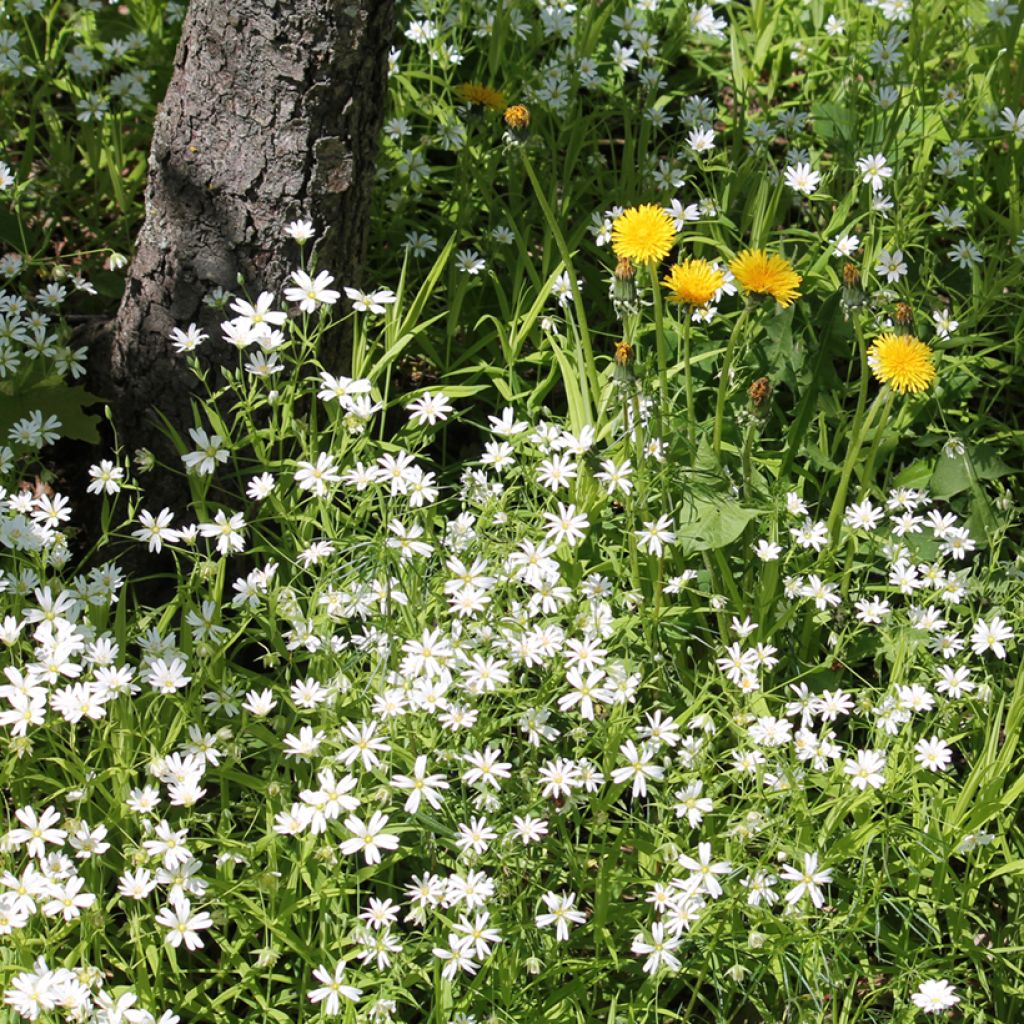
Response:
[748,376,772,408]
[611,256,638,314]
[614,339,634,367]
[503,103,530,132]
[894,301,915,328]
[840,261,866,314]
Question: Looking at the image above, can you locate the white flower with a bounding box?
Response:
[911,979,960,1013]
[284,270,340,312]
[790,518,829,551]
[631,922,682,974]
[931,308,958,338]
[855,153,892,190]
[133,508,180,552]
[843,748,886,790]
[914,736,952,772]
[610,740,664,798]
[845,499,883,531]
[339,812,399,865]
[784,161,821,195]
[677,841,732,899]
[779,851,833,908]
[875,248,908,283]
[535,890,585,941]
[308,961,362,1015]
[86,460,124,495]
[169,323,207,353]
[391,755,449,814]
[948,240,982,268]
[198,510,246,555]
[155,896,213,950]
[831,233,860,258]
[181,427,228,476]
[285,219,315,243]
[454,249,486,275]
[998,106,1024,139]
[407,391,453,426]
[636,515,675,557]
[344,287,397,314]
[294,453,340,497]
[543,502,588,547]
[687,126,716,153]
[970,615,1012,658]
[229,291,286,334]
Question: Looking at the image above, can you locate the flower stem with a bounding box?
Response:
[648,261,670,422]
[680,311,696,448]
[712,306,748,461]
[825,387,892,547]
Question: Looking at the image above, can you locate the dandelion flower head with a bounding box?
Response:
[504,104,531,130]
[611,205,677,264]
[729,249,802,307]
[662,258,725,307]
[867,333,936,394]
[454,83,507,111]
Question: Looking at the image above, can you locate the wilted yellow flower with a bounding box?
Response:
[611,205,677,264]
[729,249,802,307]
[867,333,936,394]
[503,104,530,130]
[454,83,507,111]
[662,258,725,307]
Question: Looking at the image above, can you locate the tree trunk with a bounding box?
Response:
[101,0,394,480]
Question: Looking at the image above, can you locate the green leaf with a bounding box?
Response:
[930,443,1012,499]
[676,496,760,552]
[0,384,104,445]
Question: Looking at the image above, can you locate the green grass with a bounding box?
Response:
[0,0,1023,1022]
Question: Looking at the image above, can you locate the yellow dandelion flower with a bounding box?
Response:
[611,205,677,264]
[454,82,507,111]
[662,258,726,307]
[867,333,936,394]
[729,249,802,307]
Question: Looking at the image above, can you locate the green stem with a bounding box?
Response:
[681,311,696,448]
[648,261,670,423]
[741,417,758,503]
[857,390,896,505]
[520,149,600,420]
[712,306,749,461]
[824,320,872,546]
[824,387,893,547]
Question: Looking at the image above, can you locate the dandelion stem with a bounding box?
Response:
[680,311,696,448]
[825,387,892,548]
[712,306,748,461]
[825,318,872,546]
[649,261,670,421]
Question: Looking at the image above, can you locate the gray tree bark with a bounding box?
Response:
[101,0,394,474]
